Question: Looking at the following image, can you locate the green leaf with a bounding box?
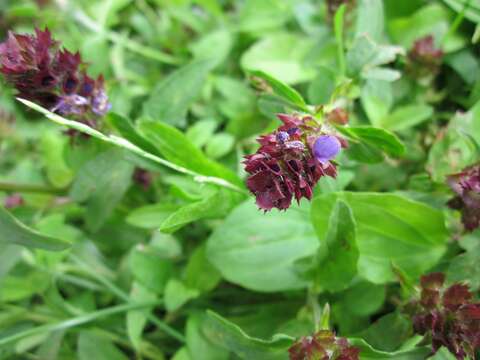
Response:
[142,59,215,127]
[361,79,393,127]
[126,282,157,350]
[129,245,173,294]
[355,0,385,42]
[204,311,293,360]
[205,133,235,159]
[186,313,229,360]
[0,271,50,302]
[40,130,73,188]
[126,203,180,229]
[184,244,222,293]
[164,279,199,312]
[106,112,160,156]
[311,192,447,283]
[339,281,386,317]
[346,35,404,80]
[388,4,464,53]
[428,347,458,359]
[78,331,128,360]
[186,120,218,148]
[206,201,318,292]
[241,33,316,84]
[313,200,359,292]
[248,70,308,110]
[443,0,480,24]
[307,67,336,105]
[238,0,293,34]
[138,120,243,187]
[338,126,405,158]
[70,149,134,232]
[359,312,412,352]
[447,243,480,291]
[160,189,243,233]
[0,207,70,251]
[190,29,232,67]
[381,105,434,132]
[349,338,430,359]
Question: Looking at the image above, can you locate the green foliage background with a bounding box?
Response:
[0,0,480,359]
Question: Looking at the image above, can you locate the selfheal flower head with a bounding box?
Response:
[411,272,480,359]
[407,35,443,79]
[288,330,360,360]
[0,28,110,132]
[447,164,480,231]
[132,168,153,190]
[244,114,345,211]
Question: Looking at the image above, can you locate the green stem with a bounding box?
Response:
[334,4,347,77]
[17,98,248,196]
[70,254,186,343]
[0,301,160,347]
[308,288,322,332]
[443,0,472,46]
[73,10,182,65]
[0,182,66,195]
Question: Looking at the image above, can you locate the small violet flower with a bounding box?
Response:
[288,330,360,360]
[0,28,110,133]
[410,272,480,359]
[314,135,341,164]
[243,113,346,211]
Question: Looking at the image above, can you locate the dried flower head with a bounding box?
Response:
[243,114,346,211]
[411,272,480,359]
[288,330,360,360]
[447,164,480,232]
[327,108,349,126]
[0,28,110,131]
[407,35,443,79]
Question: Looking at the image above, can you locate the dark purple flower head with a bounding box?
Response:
[411,272,480,359]
[0,28,110,132]
[132,168,153,190]
[447,164,480,232]
[4,194,24,209]
[244,113,346,211]
[408,35,443,78]
[288,330,360,360]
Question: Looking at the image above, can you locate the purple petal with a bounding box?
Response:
[276,131,289,143]
[313,135,341,163]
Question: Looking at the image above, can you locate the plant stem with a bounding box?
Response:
[0,301,160,347]
[0,182,66,195]
[334,4,347,77]
[70,254,186,343]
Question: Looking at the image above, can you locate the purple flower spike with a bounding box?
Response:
[0,28,110,136]
[313,135,341,164]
